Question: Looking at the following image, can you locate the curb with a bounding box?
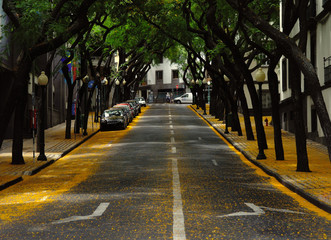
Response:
[0,177,23,191]
[190,105,331,214]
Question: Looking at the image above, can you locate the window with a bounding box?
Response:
[324,56,331,84]
[172,70,179,82]
[323,0,331,8]
[262,91,271,109]
[257,53,270,66]
[156,70,163,83]
[282,58,287,91]
[155,54,163,64]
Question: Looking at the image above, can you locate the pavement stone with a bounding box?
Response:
[191,105,331,214]
[0,113,99,190]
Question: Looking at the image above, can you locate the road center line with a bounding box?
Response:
[172,158,186,240]
[171,137,175,143]
[172,147,177,153]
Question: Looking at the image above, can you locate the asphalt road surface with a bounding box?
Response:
[0,104,329,239]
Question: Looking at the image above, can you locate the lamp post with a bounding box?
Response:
[255,67,267,159]
[115,79,120,104]
[37,71,48,161]
[82,75,89,136]
[101,77,108,112]
[224,75,230,134]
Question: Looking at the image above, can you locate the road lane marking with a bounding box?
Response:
[170,130,174,135]
[171,137,175,143]
[218,203,305,218]
[198,137,202,140]
[170,125,174,129]
[172,147,177,153]
[52,202,110,224]
[212,160,218,166]
[172,159,186,240]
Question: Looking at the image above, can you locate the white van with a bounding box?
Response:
[174,93,193,104]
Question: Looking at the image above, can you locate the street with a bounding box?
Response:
[0,104,329,239]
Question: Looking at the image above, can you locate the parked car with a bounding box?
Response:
[136,97,146,107]
[126,99,141,114]
[112,105,133,123]
[115,103,136,118]
[100,108,128,130]
[174,92,193,104]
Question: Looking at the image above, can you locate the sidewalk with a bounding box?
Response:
[0,113,99,190]
[191,105,331,213]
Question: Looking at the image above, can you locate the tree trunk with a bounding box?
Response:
[237,86,254,140]
[226,0,331,161]
[12,86,27,165]
[268,56,284,160]
[9,59,32,164]
[65,89,74,139]
[290,60,310,171]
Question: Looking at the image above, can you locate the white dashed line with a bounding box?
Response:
[172,158,186,240]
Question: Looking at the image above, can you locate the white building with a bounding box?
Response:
[279,0,331,144]
[141,57,188,103]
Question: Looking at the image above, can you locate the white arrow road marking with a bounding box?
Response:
[52,202,110,224]
[218,203,305,218]
[259,206,306,214]
[212,160,218,166]
[172,158,186,240]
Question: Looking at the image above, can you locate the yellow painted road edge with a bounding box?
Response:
[190,105,331,220]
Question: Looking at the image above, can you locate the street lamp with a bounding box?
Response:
[37,71,48,161]
[101,77,108,112]
[255,67,267,160]
[115,79,120,104]
[207,78,211,103]
[224,75,230,134]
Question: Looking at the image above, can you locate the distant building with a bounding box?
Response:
[141,57,189,103]
[279,0,331,144]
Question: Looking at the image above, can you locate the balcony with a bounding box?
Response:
[324,56,331,85]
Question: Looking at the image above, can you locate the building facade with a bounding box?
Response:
[0,3,68,138]
[279,0,331,144]
[141,57,188,103]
